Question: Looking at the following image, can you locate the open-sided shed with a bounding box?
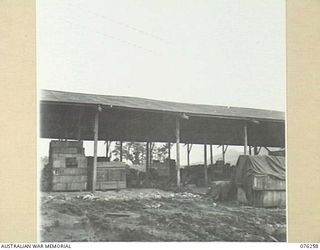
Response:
[40,89,285,190]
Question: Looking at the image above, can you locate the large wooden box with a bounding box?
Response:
[252,175,286,207]
[252,175,286,191]
[87,159,127,190]
[252,190,286,208]
[95,165,126,190]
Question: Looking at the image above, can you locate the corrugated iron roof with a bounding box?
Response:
[41,89,285,121]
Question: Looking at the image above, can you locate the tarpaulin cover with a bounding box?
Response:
[235,155,286,186]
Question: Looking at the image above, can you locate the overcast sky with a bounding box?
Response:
[37,0,286,163]
[37,0,286,111]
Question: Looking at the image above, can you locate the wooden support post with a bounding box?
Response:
[221,145,228,163]
[258,146,262,154]
[168,142,171,159]
[105,141,109,158]
[222,145,225,163]
[92,109,99,192]
[146,142,149,178]
[254,146,258,155]
[249,146,252,155]
[204,144,208,186]
[146,142,149,168]
[244,123,248,155]
[186,144,193,167]
[187,144,189,167]
[105,141,112,161]
[77,109,82,141]
[210,144,213,165]
[175,118,181,188]
[109,141,113,160]
[187,143,192,166]
[62,109,68,139]
[150,142,154,165]
[120,141,123,162]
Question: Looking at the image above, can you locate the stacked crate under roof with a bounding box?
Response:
[49,140,87,191]
[87,157,127,190]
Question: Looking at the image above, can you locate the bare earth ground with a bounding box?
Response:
[40,189,286,242]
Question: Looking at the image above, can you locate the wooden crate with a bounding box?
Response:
[48,140,88,191]
[95,167,126,190]
[253,190,286,208]
[87,159,127,190]
[252,175,286,191]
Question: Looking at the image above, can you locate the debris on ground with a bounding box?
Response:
[41,189,286,242]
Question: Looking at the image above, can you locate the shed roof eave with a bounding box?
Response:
[40,99,285,123]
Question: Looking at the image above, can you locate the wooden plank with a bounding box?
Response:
[104,212,130,217]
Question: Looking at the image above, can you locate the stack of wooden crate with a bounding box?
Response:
[49,140,87,191]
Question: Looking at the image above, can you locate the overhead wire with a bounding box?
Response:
[64,2,172,45]
[63,19,154,54]
[41,2,209,64]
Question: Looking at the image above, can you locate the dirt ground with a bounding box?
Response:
[40,189,286,242]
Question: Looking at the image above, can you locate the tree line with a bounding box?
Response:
[107,141,173,164]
